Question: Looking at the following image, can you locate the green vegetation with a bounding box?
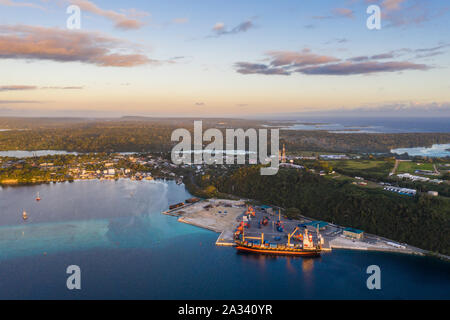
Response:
[198,166,450,255]
[1,117,449,154]
[281,129,450,154]
[331,159,394,180]
[397,161,434,174]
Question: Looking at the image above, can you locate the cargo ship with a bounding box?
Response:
[234,227,322,257]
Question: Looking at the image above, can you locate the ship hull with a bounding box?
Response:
[236,245,321,257]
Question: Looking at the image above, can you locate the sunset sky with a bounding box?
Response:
[0,0,449,117]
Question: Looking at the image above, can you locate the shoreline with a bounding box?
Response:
[0,175,176,187]
[1,178,447,261]
[165,198,450,261]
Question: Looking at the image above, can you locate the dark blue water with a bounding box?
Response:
[0,180,449,299]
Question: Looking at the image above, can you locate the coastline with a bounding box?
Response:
[1,177,448,261]
[0,175,175,187]
[165,198,450,261]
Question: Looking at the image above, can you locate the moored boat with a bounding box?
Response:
[235,226,323,257]
[235,242,321,256]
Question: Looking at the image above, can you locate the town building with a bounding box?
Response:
[343,227,364,239]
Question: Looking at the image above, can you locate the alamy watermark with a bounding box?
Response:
[366,265,381,290]
[66,5,81,30]
[171,121,280,175]
[66,265,81,290]
[366,5,381,30]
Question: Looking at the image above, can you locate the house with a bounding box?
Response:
[343,227,364,239]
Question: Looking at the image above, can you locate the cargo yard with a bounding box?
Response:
[163,198,246,233]
[164,198,428,256]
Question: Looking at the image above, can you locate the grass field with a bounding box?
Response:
[332,160,393,173]
[397,161,434,174]
[289,151,359,157]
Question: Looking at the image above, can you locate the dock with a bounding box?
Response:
[166,198,246,235]
[215,230,236,246]
[163,198,429,257]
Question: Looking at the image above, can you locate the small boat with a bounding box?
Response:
[35,192,41,202]
[22,210,28,221]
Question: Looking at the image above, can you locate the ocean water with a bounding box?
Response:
[391,144,450,158]
[0,180,449,299]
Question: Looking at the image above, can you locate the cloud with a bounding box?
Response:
[297,61,429,75]
[348,56,369,62]
[69,0,148,30]
[0,85,37,91]
[348,52,395,61]
[366,0,447,27]
[332,8,354,18]
[0,85,84,91]
[235,48,432,76]
[0,25,156,67]
[41,86,84,90]
[343,101,450,116]
[313,7,354,20]
[0,0,43,10]
[267,49,340,67]
[195,102,205,106]
[0,100,42,103]
[415,43,450,53]
[234,62,291,75]
[348,44,450,62]
[172,17,188,24]
[381,0,406,11]
[235,49,339,75]
[371,53,395,60]
[210,20,254,37]
[280,101,450,117]
[213,22,225,32]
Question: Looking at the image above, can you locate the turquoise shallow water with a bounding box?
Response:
[0,180,449,299]
[391,144,450,158]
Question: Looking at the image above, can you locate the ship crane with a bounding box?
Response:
[287,227,301,246]
[242,230,264,245]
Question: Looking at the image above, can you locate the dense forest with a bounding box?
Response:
[281,130,450,153]
[196,166,450,255]
[0,117,449,154]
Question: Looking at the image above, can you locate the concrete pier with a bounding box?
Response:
[164,198,430,257]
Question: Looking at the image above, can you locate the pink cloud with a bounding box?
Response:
[266,49,340,67]
[0,85,37,91]
[69,0,148,30]
[0,25,156,67]
[381,0,406,11]
[332,8,354,18]
[0,0,44,10]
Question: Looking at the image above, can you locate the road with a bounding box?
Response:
[389,159,399,177]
